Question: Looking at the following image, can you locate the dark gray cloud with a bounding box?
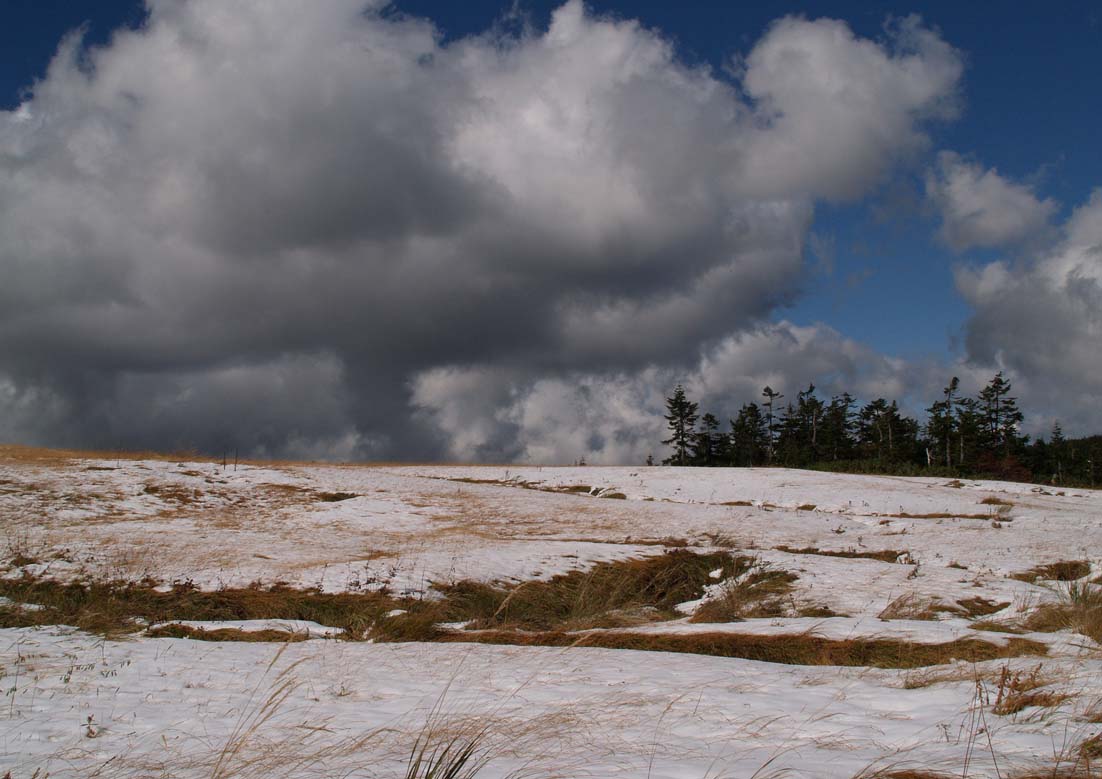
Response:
[0,1,966,461]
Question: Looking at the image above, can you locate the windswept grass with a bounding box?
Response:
[774,545,905,563]
[1024,581,1102,643]
[443,630,1047,668]
[146,624,309,642]
[0,577,396,638]
[1014,561,1093,583]
[689,558,798,622]
[444,549,745,632]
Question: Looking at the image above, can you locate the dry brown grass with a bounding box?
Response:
[146,624,309,642]
[956,597,1011,618]
[443,629,1046,668]
[1014,561,1093,583]
[443,549,744,632]
[689,559,798,622]
[0,577,396,638]
[1023,582,1102,642]
[878,593,954,621]
[991,663,1068,716]
[775,545,904,563]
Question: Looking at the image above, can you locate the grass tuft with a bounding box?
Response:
[690,558,798,622]
[775,545,904,563]
[443,630,1047,668]
[1014,561,1093,583]
[1023,581,1102,642]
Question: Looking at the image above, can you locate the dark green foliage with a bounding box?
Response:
[729,403,768,466]
[656,373,1098,486]
[661,384,698,466]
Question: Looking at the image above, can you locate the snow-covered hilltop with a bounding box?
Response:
[2,448,1100,778]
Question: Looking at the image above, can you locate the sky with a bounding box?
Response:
[0,0,1099,463]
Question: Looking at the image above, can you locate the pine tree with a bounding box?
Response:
[661,385,699,466]
[954,396,985,467]
[730,403,768,467]
[691,412,723,466]
[979,372,1023,457]
[761,386,783,464]
[1049,422,1065,483]
[925,377,959,468]
[820,393,856,461]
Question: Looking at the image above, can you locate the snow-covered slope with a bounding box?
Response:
[1,452,1100,777]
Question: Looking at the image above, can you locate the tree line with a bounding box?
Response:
[657,374,1099,487]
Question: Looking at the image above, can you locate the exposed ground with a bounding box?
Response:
[1,445,1100,778]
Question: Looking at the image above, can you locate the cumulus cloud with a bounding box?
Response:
[412,322,915,464]
[0,1,963,460]
[956,190,1102,433]
[927,151,1058,251]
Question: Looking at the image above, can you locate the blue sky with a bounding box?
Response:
[4,0,1097,363]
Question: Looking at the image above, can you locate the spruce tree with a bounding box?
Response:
[692,412,723,466]
[761,386,783,464]
[924,377,959,467]
[730,403,768,467]
[662,385,699,466]
[979,372,1023,457]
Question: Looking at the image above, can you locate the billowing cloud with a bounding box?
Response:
[956,190,1102,433]
[412,322,915,465]
[0,1,964,460]
[927,151,1058,251]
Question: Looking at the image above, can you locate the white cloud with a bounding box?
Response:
[0,1,964,459]
[412,322,915,464]
[956,189,1102,433]
[927,151,1058,251]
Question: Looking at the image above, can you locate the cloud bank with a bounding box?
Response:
[13,0,1078,463]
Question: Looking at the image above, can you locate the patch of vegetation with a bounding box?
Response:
[444,630,1046,668]
[1023,581,1102,642]
[1013,561,1092,583]
[444,549,745,632]
[991,664,1068,716]
[955,597,1010,618]
[775,545,904,563]
[690,559,798,622]
[317,491,358,502]
[146,624,308,642]
[878,593,955,621]
[980,496,1014,507]
[0,577,396,638]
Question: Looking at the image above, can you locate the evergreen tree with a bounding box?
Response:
[858,398,899,461]
[979,372,1024,457]
[924,377,959,467]
[729,403,768,467]
[691,412,724,466]
[661,385,699,466]
[761,386,783,464]
[820,393,856,461]
[1049,422,1066,483]
[954,396,985,467]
